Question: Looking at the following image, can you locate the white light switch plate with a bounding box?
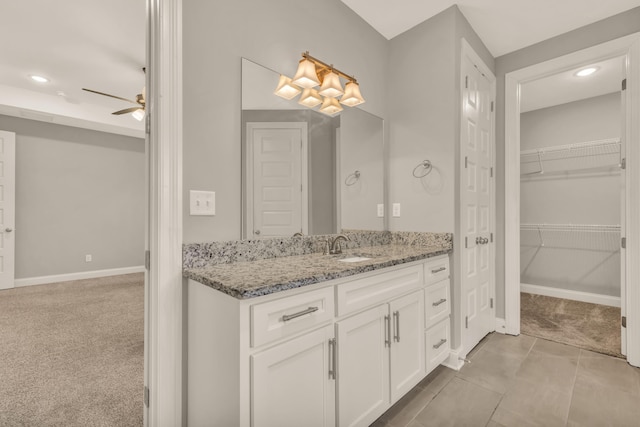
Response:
[190,190,216,216]
[392,203,401,217]
[377,204,384,217]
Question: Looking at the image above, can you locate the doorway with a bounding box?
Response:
[518,56,625,357]
[504,33,640,367]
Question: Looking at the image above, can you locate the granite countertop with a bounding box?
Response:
[184,243,451,299]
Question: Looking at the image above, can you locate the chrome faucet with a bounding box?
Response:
[329,234,350,255]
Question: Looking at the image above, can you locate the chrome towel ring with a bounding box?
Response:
[345,170,360,186]
[413,160,432,178]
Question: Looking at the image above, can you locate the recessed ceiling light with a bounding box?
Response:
[29,75,50,83]
[575,67,599,77]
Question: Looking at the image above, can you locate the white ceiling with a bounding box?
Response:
[0,1,637,132]
[0,0,145,137]
[340,0,640,57]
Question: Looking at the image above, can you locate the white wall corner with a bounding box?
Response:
[442,346,465,371]
[495,317,507,334]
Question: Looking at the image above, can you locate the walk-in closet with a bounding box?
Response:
[519,56,625,358]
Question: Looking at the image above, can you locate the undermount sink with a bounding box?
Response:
[338,256,372,263]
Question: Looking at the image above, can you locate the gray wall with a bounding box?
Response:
[183,0,389,243]
[339,108,384,231]
[0,115,145,279]
[387,5,494,350]
[520,94,621,296]
[494,6,640,317]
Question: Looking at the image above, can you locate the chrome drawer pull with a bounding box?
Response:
[431,267,446,274]
[433,338,447,349]
[432,298,447,307]
[282,306,319,322]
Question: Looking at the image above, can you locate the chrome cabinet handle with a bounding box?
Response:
[431,266,446,273]
[393,311,400,342]
[328,338,336,380]
[281,306,318,322]
[4,228,12,233]
[432,298,447,307]
[254,230,261,235]
[384,315,391,347]
[433,338,447,349]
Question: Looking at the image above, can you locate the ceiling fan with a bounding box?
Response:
[82,83,146,121]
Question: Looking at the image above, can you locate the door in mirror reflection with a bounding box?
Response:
[246,122,308,238]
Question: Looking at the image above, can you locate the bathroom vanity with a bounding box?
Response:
[185,236,452,427]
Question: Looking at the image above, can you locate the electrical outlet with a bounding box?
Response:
[85,254,92,262]
[392,203,401,217]
[377,204,384,218]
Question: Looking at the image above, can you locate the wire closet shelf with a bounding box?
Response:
[520,138,622,175]
[520,223,621,251]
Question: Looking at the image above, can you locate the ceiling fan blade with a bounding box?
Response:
[82,88,138,105]
[112,107,143,115]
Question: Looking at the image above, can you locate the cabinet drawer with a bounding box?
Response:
[425,318,450,373]
[336,265,423,316]
[251,287,334,348]
[424,279,450,329]
[423,256,449,285]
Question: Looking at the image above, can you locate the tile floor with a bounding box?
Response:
[371,333,640,427]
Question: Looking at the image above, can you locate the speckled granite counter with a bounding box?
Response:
[184,240,451,299]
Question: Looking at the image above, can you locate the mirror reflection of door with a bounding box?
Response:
[246,122,308,239]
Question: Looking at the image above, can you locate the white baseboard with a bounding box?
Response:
[15,266,145,288]
[520,283,621,308]
[495,317,506,334]
[442,346,465,371]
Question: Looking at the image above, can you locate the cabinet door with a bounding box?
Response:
[389,290,425,403]
[337,304,389,427]
[252,325,335,427]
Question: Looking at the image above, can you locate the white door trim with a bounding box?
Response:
[147,0,183,425]
[244,122,309,239]
[0,130,15,291]
[504,33,640,367]
[458,39,496,357]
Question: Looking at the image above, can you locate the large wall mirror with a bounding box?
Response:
[242,58,385,239]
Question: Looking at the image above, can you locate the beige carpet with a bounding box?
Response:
[521,292,622,358]
[0,273,144,426]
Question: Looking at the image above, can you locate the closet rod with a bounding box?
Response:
[520,223,620,232]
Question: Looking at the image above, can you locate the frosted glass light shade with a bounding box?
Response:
[274,75,301,100]
[292,59,321,88]
[298,88,322,108]
[340,81,365,107]
[132,109,145,121]
[318,71,344,98]
[319,96,343,116]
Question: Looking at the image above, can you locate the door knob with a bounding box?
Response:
[4,228,12,233]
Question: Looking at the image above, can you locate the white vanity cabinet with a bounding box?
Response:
[187,253,451,427]
[336,289,424,427]
[252,325,335,427]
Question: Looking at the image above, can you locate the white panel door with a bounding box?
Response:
[247,122,308,239]
[337,304,389,427]
[389,290,425,403]
[461,54,495,354]
[0,131,15,290]
[251,325,335,427]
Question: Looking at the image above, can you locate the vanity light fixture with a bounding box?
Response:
[274,51,365,115]
[575,66,599,77]
[274,75,301,100]
[319,96,343,116]
[298,88,323,108]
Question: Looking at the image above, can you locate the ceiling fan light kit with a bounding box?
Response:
[82,69,146,121]
[275,51,365,115]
